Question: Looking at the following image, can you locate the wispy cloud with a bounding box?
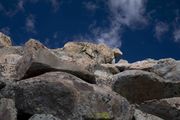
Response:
[25,15,36,34]
[50,0,61,12]
[0,27,11,35]
[173,29,180,42]
[90,0,148,47]
[154,22,169,40]
[83,1,98,12]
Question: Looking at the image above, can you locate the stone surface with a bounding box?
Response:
[0,98,17,120]
[0,32,12,48]
[29,114,61,120]
[2,72,134,120]
[16,39,95,83]
[139,97,180,120]
[133,109,164,120]
[150,58,180,82]
[112,70,180,103]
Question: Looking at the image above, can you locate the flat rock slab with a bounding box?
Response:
[16,39,95,83]
[112,70,180,103]
[2,72,134,120]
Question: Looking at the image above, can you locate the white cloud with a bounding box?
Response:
[154,22,169,40]
[25,15,36,33]
[173,29,180,42]
[91,0,148,47]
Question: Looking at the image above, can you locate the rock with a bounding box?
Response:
[113,48,123,57]
[0,81,6,90]
[0,46,24,56]
[112,70,180,103]
[0,32,12,48]
[16,39,95,83]
[2,72,134,120]
[150,58,180,82]
[0,98,17,120]
[133,109,164,120]
[139,97,180,120]
[61,42,121,64]
[29,114,61,120]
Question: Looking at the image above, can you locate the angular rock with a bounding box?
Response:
[112,70,180,103]
[150,58,180,82]
[58,42,122,64]
[2,72,134,120]
[133,109,164,120]
[0,98,17,120]
[16,39,95,83]
[139,97,180,120]
[29,114,61,120]
[0,32,12,48]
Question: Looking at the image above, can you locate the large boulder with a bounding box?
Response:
[1,72,134,120]
[0,32,12,48]
[150,58,180,82]
[139,97,180,120]
[0,98,17,120]
[112,70,180,103]
[53,42,122,65]
[16,39,95,83]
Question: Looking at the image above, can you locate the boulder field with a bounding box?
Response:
[0,32,180,120]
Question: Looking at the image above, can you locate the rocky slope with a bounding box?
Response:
[0,32,180,120]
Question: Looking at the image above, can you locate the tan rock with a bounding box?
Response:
[0,32,12,48]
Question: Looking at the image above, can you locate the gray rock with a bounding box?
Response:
[139,97,180,120]
[2,72,134,120]
[133,109,164,120]
[0,98,17,120]
[16,39,95,83]
[29,114,61,120]
[150,58,180,82]
[112,70,180,103]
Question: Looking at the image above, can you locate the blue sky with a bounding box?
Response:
[0,0,180,62]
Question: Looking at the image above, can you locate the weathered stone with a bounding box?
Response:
[0,54,23,82]
[0,46,24,56]
[133,109,164,120]
[0,32,12,48]
[16,39,95,83]
[29,114,61,120]
[62,42,121,64]
[0,98,17,120]
[2,72,134,120]
[150,58,180,82]
[112,48,123,57]
[112,70,180,103]
[139,97,180,120]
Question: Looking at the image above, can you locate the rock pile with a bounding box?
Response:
[0,32,180,120]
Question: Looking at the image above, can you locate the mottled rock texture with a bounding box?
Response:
[0,33,179,120]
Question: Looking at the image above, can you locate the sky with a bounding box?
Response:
[0,0,180,62]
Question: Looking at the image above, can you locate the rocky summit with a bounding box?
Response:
[0,32,180,120]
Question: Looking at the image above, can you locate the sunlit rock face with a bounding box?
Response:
[0,33,180,120]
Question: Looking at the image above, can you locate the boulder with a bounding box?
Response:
[150,58,180,82]
[54,42,122,64]
[133,109,164,120]
[112,70,180,103]
[0,32,12,48]
[16,39,95,83]
[0,98,17,120]
[2,72,134,120]
[139,97,180,120]
[29,114,61,120]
